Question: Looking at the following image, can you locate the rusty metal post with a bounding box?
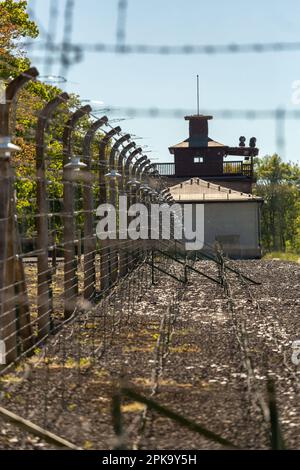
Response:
[63,105,91,318]
[0,68,38,364]
[36,92,69,339]
[98,127,120,293]
[107,133,130,285]
[82,116,108,300]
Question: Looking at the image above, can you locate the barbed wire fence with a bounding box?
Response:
[0,59,178,363]
[0,0,299,451]
[0,57,193,446]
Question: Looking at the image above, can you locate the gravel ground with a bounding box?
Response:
[0,259,299,450]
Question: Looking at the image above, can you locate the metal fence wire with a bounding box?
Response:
[0,2,300,447]
[0,66,177,370]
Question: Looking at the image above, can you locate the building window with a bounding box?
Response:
[194,156,204,163]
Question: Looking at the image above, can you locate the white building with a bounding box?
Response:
[169,178,263,259]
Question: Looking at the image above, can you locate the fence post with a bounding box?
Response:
[124,147,142,273]
[143,165,157,255]
[51,229,57,272]
[136,158,152,264]
[82,116,108,300]
[107,133,130,285]
[98,127,121,294]
[117,142,136,278]
[36,92,69,339]
[125,147,147,271]
[63,105,91,318]
[0,68,38,364]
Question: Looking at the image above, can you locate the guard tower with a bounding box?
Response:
[156,114,259,193]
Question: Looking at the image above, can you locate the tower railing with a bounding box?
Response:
[154,162,175,176]
[154,161,253,178]
[223,161,252,177]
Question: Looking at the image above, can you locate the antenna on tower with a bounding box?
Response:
[196,74,200,115]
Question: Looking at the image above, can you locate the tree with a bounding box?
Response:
[254,155,300,253]
[0,0,38,78]
[1,1,105,243]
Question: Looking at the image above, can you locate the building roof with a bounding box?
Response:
[169,178,263,203]
[184,114,213,121]
[169,137,227,151]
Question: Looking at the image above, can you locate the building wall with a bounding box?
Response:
[203,202,261,258]
[174,148,225,177]
[179,201,261,259]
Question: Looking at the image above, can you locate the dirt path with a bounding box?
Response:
[0,260,299,450]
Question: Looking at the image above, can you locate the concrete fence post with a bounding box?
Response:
[36,92,69,339]
[0,68,38,364]
[98,127,120,293]
[82,116,108,300]
[63,105,91,318]
[117,142,136,278]
[107,133,130,285]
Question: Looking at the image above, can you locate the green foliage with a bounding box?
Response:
[254,154,300,253]
[263,252,300,263]
[0,0,38,40]
[0,0,38,78]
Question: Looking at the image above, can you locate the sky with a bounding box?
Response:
[26,0,300,164]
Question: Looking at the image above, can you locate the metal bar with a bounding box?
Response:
[145,261,186,284]
[197,251,261,285]
[0,405,81,450]
[173,239,261,285]
[121,386,237,448]
[154,162,175,176]
[186,262,221,284]
[155,248,221,285]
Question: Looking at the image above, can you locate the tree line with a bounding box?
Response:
[254,155,300,254]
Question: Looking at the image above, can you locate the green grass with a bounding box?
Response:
[263,251,300,263]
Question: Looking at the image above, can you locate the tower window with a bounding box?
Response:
[194,156,204,163]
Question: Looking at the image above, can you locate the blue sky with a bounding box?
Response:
[27,0,300,164]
